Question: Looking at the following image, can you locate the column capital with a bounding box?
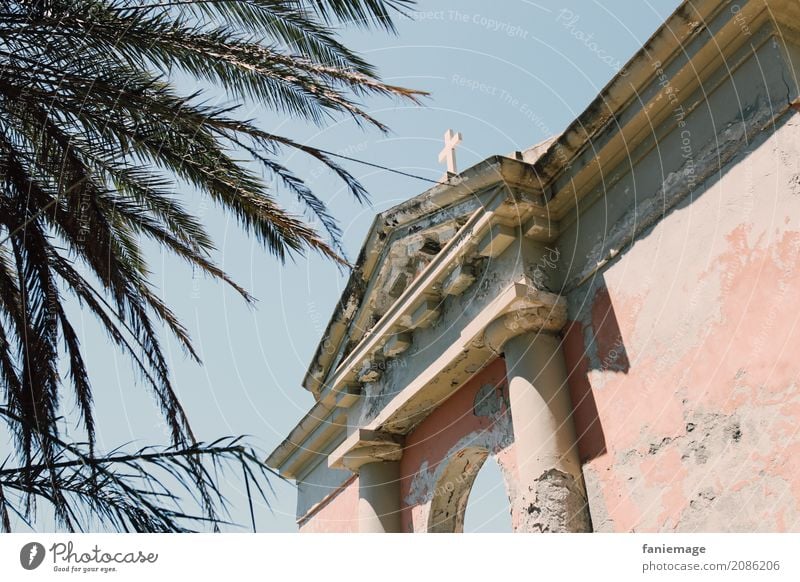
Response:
[328,429,404,472]
[484,297,567,354]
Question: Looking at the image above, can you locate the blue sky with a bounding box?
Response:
[51,0,683,532]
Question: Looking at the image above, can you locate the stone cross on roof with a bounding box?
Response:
[438,129,462,175]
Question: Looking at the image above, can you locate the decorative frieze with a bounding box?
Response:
[383,332,412,357]
[523,215,559,242]
[409,296,441,329]
[356,358,385,383]
[441,263,475,296]
[477,223,516,258]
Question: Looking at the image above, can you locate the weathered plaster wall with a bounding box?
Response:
[295,441,353,521]
[297,476,360,533]
[560,65,800,531]
[399,358,519,532]
[554,28,797,289]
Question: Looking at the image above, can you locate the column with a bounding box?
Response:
[357,460,401,533]
[487,314,591,532]
[505,331,590,532]
[330,429,403,533]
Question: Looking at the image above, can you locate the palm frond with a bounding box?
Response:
[0,408,278,532]
[0,0,420,531]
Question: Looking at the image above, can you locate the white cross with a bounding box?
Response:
[438,129,462,175]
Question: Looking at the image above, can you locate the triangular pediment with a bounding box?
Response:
[303,154,554,397]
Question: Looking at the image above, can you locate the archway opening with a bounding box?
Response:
[463,456,513,532]
[427,447,513,533]
[427,447,487,533]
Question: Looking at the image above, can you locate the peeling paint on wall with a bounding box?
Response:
[568,115,800,532]
[399,359,520,532]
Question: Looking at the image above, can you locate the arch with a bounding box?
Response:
[427,446,489,533]
[463,456,513,532]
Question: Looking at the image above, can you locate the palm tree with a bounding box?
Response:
[0,0,420,531]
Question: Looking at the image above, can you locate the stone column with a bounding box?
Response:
[333,429,404,533]
[357,460,401,533]
[486,311,591,532]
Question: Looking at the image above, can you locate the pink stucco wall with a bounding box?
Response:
[399,358,517,532]
[562,117,800,532]
[298,476,359,533]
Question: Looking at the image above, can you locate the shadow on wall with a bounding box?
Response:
[553,89,799,466]
[562,275,631,463]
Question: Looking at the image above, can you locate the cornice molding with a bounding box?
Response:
[329,430,404,472]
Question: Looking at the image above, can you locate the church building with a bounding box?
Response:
[267,0,800,532]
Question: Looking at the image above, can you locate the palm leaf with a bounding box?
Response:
[0,0,421,531]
